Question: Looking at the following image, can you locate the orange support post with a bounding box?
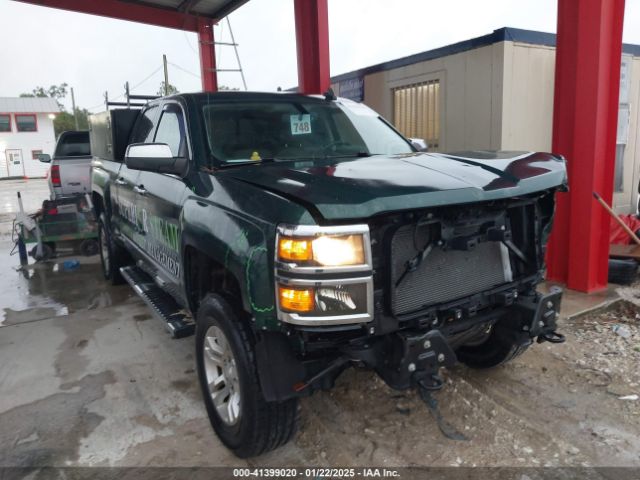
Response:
[546,0,625,292]
[198,17,218,92]
[293,0,330,94]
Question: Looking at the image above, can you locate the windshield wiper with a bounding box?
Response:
[219,158,279,168]
[323,151,373,159]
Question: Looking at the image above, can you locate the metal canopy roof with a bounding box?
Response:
[0,97,61,113]
[14,0,249,31]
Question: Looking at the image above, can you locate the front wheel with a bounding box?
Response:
[196,294,298,458]
[456,321,531,369]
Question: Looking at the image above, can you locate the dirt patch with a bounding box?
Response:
[289,301,640,467]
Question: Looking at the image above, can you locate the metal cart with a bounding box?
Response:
[14,192,99,264]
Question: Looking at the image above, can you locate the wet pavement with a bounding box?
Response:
[0,179,639,470]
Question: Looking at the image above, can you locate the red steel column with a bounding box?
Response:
[293,0,330,94]
[546,0,625,292]
[198,17,218,92]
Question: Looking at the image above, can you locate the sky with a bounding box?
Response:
[1,0,639,113]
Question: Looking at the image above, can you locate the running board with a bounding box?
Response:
[120,266,195,339]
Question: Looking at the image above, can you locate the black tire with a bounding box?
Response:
[79,238,100,257]
[98,213,128,285]
[456,321,532,369]
[196,294,298,458]
[29,243,54,261]
[608,258,638,285]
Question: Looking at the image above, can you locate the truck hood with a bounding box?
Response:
[225,151,567,220]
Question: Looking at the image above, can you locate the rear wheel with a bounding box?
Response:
[98,213,128,285]
[196,294,298,458]
[457,321,531,369]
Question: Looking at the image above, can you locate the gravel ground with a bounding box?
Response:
[284,297,640,468]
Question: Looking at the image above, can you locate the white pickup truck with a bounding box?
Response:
[39,130,91,199]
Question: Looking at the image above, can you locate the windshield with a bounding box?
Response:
[201,98,413,164]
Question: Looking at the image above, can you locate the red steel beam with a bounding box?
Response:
[546,0,625,292]
[198,17,218,92]
[293,0,330,94]
[15,0,202,31]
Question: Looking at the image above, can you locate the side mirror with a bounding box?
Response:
[38,153,51,163]
[125,143,188,176]
[409,138,428,152]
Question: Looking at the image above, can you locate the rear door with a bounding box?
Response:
[135,102,190,289]
[113,105,160,246]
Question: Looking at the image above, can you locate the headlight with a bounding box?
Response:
[278,234,365,266]
[276,224,370,271]
[275,224,374,326]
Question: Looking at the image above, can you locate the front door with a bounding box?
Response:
[113,105,160,246]
[136,102,190,292]
[5,149,24,177]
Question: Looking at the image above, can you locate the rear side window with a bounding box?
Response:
[54,131,90,157]
[130,106,159,144]
[154,106,187,157]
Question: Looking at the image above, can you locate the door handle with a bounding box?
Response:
[115,178,126,185]
[134,185,147,195]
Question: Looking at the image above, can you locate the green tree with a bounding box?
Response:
[20,83,90,136]
[20,83,68,109]
[52,108,90,136]
[157,81,179,96]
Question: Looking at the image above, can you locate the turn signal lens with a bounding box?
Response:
[278,237,312,261]
[279,286,314,312]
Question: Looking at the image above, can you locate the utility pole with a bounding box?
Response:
[163,54,169,96]
[70,87,79,130]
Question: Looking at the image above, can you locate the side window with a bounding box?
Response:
[154,106,186,157]
[130,106,158,144]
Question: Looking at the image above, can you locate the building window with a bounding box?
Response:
[16,114,37,132]
[31,150,43,160]
[0,114,10,132]
[393,80,440,150]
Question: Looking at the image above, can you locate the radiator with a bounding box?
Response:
[390,225,512,315]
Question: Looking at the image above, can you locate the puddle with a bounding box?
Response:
[0,242,134,326]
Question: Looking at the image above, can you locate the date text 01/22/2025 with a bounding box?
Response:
[232,468,401,478]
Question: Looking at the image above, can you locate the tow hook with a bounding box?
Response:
[517,287,566,344]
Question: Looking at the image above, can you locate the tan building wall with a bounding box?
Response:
[500,42,555,152]
[617,55,640,214]
[348,40,640,213]
[360,43,505,152]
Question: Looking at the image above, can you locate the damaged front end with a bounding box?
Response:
[260,188,565,402]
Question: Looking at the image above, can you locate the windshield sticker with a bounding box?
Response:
[290,114,312,135]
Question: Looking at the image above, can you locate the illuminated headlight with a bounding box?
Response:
[275,224,373,326]
[277,225,369,269]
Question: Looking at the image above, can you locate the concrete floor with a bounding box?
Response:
[1,179,638,469]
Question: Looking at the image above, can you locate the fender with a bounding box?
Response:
[181,204,276,328]
[180,175,316,330]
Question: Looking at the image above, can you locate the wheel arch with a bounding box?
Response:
[181,218,277,328]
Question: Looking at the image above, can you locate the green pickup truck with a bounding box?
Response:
[90,91,567,457]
